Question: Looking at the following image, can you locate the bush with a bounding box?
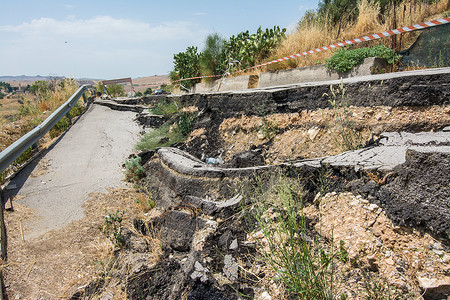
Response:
[98,210,124,248]
[136,122,185,151]
[151,100,179,116]
[325,44,401,73]
[124,156,145,181]
[177,112,197,137]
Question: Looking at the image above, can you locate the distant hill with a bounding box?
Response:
[132,75,170,92]
[0,75,64,82]
[0,75,171,90]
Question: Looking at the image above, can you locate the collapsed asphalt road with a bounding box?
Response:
[5,104,142,239]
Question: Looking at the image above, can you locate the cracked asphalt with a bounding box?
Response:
[7,104,142,239]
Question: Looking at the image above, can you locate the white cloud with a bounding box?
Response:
[0,16,206,43]
[0,16,208,77]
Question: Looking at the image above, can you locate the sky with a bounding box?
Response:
[0,0,320,79]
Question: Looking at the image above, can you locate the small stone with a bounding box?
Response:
[191,261,209,283]
[376,240,383,247]
[432,249,444,256]
[442,254,450,264]
[229,239,238,250]
[433,242,443,250]
[223,254,239,281]
[417,276,450,296]
[349,200,359,206]
[259,291,272,300]
[363,203,378,211]
[252,230,265,240]
[307,127,320,141]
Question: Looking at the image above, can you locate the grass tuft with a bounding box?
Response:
[246,173,337,299]
[136,122,185,151]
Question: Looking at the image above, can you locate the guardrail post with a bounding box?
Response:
[0,187,7,261]
[82,93,87,104]
[0,187,7,300]
[66,112,72,125]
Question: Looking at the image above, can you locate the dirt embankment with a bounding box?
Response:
[4,70,450,299]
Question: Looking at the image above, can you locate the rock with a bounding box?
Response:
[363,203,379,212]
[307,127,320,141]
[433,242,443,250]
[259,291,272,300]
[190,261,209,283]
[121,227,149,252]
[433,249,444,256]
[229,239,238,250]
[149,211,207,252]
[417,276,450,299]
[223,255,239,281]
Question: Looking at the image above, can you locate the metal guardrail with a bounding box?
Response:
[0,84,94,174]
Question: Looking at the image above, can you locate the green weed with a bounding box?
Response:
[124,156,145,182]
[325,44,401,73]
[177,112,197,137]
[136,122,185,151]
[260,117,279,140]
[250,174,336,299]
[98,209,124,248]
[324,83,364,152]
[151,99,179,116]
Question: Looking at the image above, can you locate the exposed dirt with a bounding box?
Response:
[185,105,450,164]
[304,191,450,299]
[2,90,449,298]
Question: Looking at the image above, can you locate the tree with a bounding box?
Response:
[199,33,226,78]
[30,81,50,95]
[143,87,153,95]
[106,84,125,97]
[96,82,105,94]
[170,46,200,91]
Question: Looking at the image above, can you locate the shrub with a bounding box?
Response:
[151,100,179,116]
[49,117,70,139]
[325,44,401,73]
[136,122,185,151]
[98,210,124,248]
[249,174,337,299]
[177,112,196,137]
[124,156,145,181]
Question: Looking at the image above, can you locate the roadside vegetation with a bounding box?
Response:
[136,100,197,151]
[0,78,90,182]
[170,0,449,89]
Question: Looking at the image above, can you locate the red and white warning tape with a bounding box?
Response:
[174,17,449,82]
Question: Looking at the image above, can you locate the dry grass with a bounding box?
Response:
[3,187,161,299]
[267,0,449,72]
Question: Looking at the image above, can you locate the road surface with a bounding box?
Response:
[6,104,142,239]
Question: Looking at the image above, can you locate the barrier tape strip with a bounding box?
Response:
[173,17,449,82]
[134,82,170,87]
